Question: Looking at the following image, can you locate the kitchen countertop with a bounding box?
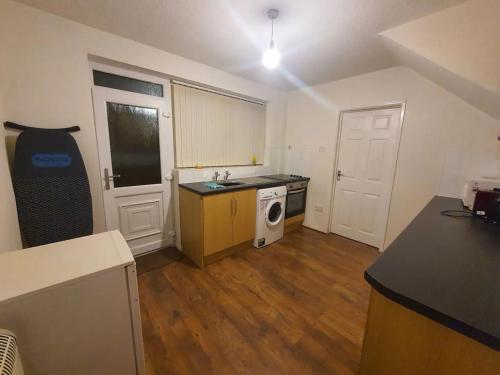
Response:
[365,196,500,350]
[179,175,309,195]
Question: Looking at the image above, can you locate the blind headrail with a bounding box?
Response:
[171,80,266,106]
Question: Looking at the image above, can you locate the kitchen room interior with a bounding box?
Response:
[0,0,499,374]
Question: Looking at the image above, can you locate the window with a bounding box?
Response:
[172,83,266,168]
[93,70,164,97]
[106,102,161,187]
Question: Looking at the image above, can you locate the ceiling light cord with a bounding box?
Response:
[262,8,280,69]
[270,19,275,48]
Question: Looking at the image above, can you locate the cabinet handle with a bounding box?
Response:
[230,199,234,216]
[234,199,237,216]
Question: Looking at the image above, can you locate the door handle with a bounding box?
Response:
[336,170,344,181]
[288,188,306,195]
[104,168,121,190]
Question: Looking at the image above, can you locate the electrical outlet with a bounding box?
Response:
[319,146,326,153]
[314,205,324,213]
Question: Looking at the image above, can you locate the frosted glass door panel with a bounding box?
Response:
[106,102,161,187]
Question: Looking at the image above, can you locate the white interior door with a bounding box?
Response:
[93,86,175,256]
[330,106,403,249]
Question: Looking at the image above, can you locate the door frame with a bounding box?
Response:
[90,62,175,255]
[328,101,407,252]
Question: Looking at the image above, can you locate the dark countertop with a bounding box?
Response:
[365,196,500,350]
[179,175,309,196]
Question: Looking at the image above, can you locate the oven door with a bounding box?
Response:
[285,188,307,218]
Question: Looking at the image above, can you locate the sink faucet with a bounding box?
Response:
[212,171,220,181]
[223,170,231,181]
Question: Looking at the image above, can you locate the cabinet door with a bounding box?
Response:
[203,193,234,256]
[232,189,257,245]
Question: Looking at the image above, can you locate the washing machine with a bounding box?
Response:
[253,186,287,248]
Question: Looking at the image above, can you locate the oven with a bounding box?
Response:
[285,180,308,218]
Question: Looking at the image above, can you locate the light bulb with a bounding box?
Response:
[262,47,280,69]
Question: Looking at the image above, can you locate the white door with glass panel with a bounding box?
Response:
[331,106,402,249]
[93,86,174,255]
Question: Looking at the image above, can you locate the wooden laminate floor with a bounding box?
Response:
[138,227,378,375]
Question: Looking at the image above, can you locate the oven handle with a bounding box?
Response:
[287,188,306,194]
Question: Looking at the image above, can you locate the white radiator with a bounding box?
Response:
[0,330,23,375]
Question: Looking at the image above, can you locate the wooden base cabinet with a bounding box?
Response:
[203,192,233,256]
[360,289,499,375]
[179,187,256,268]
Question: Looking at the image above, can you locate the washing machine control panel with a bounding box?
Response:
[258,186,287,199]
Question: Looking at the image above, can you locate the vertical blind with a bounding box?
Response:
[172,83,266,168]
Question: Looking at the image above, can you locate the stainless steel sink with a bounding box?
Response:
[218,181,244,187]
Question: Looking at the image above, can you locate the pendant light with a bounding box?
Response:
[262,9,280,69]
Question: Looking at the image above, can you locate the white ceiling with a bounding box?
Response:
[14,0,468,90]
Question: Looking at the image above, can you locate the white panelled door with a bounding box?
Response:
[93,86,175,256]
[331,106,403,249]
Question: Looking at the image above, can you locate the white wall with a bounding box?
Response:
[285,66,500,247]
[0,91,22,252]
[0,0,287,236]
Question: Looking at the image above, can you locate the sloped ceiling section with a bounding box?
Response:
[384,39,500,121]
[380,0,500,120]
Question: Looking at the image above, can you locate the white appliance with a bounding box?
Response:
[462,178,500,209]
[254,186,287,248]
[0,329,23,375]
[0,231,144,375]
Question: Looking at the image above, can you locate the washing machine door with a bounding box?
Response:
[265,199,284,226]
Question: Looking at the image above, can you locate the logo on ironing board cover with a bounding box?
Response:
[32,153,72,168]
